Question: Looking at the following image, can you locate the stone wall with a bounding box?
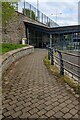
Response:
[0,3,2,44]
[1,46,34,73]
[2,12,26,44]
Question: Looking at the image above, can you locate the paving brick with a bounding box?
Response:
[22,106,31,113]
[57,95,63,99]
[54,111,64,118]
[61,107,69,113]
[31,103,39,108]
[37,104,46,110]
[12,111,22,118]
[72,114,79,118]
[29,108,39,115]
[65,99,72,104]
[51,98,58,102]
[38,100,45,104]
[23,102,32,107]
[14,105,24,112]
[67,103,74,109]
[29,113,39,118]
[74,105,79,110]
[63,113,72,118]
[52,101,59,107]
[69,108,78,115]
[9,100,18,105]
[72,100,79,105]
[37,109,46,116]
[20,112,30,118]
[6,104,16,110]
[46,110,55,117]
[45,101,52,106]
[3,110,15,117]
[2,108,7,113]
[40,115,48,118]
[59,103,67,108]
[3,111,11,117]
[52,106,61,112]
[2,103,10,109]
[58,98,65,103]
[2,49,79,119]
[45,105,53,111]
[16,101,25,106]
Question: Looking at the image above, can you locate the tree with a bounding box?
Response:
[2,2,15,27]
[23,9,36,20]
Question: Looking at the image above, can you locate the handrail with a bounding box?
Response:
[48,47,80,80]
[54,53,80,69]
[59,50,80,57]
[54,58,80,78]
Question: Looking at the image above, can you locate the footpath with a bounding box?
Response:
[2,49,79,119]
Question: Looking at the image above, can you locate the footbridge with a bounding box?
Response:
[2,2,80,119]
[14,2,80,48]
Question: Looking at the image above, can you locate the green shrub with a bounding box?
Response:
[0,44,28,54]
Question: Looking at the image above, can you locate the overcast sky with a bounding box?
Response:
[20,0,79,26]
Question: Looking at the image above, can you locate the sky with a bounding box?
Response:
[20,0,80,26]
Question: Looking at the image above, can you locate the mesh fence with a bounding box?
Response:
[13,1,58,27]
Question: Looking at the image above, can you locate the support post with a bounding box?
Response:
[51,48,54,65]
[27,28,29,45]
[50,34,52,48]
[58,51,64,75]
[48,48,50,60]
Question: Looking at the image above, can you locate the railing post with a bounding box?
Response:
[58,51,64,75]
[51,48,54,65]
[48,48,50,60]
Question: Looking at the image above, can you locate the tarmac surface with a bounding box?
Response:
[2,49,80,119]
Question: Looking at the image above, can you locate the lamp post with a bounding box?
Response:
[37,0,39,20]
[23,0,26,15]
[51,11,62,23]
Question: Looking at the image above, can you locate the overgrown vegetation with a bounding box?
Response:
[2,2,15,27]
[44,56,80,95]
[23,8,36,20]
[0,44,28,54]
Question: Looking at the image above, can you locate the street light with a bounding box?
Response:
[23,0,26,15]
[37,0,39,10]
[37,0,39,20]
[51,11,62,23]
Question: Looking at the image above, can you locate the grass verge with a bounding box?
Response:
[44,56,80,95]
[0,44,29,54]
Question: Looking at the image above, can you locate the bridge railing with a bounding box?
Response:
[47,46,80,82]
[13,2,58,27]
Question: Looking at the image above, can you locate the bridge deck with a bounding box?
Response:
[2,49,79,119]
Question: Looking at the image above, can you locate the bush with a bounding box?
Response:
[0,44,28,54]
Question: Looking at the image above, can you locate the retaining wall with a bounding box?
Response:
[1,46,34,73]
[2,12,26,44]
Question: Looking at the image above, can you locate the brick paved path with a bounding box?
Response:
[2,49,80,119]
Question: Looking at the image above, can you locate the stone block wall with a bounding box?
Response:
[2,12,26,44]
[1,46,34,73]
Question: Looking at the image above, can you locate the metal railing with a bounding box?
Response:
[48,41,80,51]
[47,46,80,81]
[13,2,59,28]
